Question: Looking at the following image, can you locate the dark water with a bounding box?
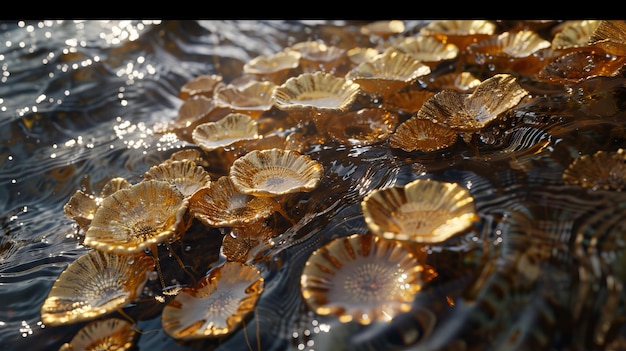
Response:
[1,20,625,351]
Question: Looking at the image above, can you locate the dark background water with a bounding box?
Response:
[1,20,626,351]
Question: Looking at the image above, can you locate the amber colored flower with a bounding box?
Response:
[161,261,264,339]
[58,317,138,351]
[551,20,601,51]
[537,51,626,85]
[84,180,187,254]
[563,149,626,191]
[416,73,529,133]
[588,20,626,56]
[229,148,323,197]
[322,107,399,146]
[213,81,277,119]
[178,74,224,100]
[221,220,275,263]
[300,233,436,325]
[346,47,380,67]
[383,89,435,115]
[361,178,478,243]
[191,112,260,152]
[243,50,302,85]
[344,50,431,100]
[167,148,210,168]
[360,20,405,39]
[389,35,459,66]
[286,40,348,75]
[63,177,131,233]
[188,176,277,227]
[144,159,212,198]
[419,20,497,50]
[158,95,231,143]
[427,71,481,92]
[40,250,154,326]
[389,117,458,152]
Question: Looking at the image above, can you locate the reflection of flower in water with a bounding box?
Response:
[58,317,138,351]
[300,233,436,325]
[40,250,154,326]
[563,148,626,191]
[161,261,264,339]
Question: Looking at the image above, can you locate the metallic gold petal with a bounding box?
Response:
[191,113,260,152]
[62,317,137,351]
[144,159,212,198]
[178,74,224,100]
[389,117,458,152]
[563,149,626,191]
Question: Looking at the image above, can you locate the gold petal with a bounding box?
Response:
[192,113,259,152]
[40,250,154,326]
[361,178,478,243]
[84,180,186,254]
[243,50,302,85]
[62,317,137,351]
[389,117,458,152]
[563,148,626,191]
[213,81,276,119]
[161,261,264,339]
[300,233,434,325]
[229,148,323,196]
[178,74,224,100]
[144,159,212,198]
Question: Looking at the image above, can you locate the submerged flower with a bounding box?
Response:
[563,148,626,191]
[40,250,154,326]
[84,180,187,254]
[161,261,264,339]
[229,148,323,197]
[361,178,478,243]
[58,317,138,351]
[300,233,435,325]
[389,116,459,152]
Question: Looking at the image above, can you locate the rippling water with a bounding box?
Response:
[1,20,626,351]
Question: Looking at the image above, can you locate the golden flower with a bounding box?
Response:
[161,261,264,339]
[243,50,302,85]
[360,20,405,39]
[188,176,277,227]
[63,177,131,233]
[563,149,626,191]
[40,250,154,326]
[322,107,399,146]
[58,317,137,351]
[588,20,626,56]
[416,73,529,133]
[286,40,348,75]
[300,233,435,325]
[419,20,497,50]
[551,20,601,51]
[344,50,431,99]
[383,89,435,115]
[389,116,458,152]
[221,220,275,264]
[84,180,187,254]
[191,112,260,152]
[167,147,210,168]
[229,148,323,197]
[389,35,459,66]
[426,71,481,92]
[159,95,231,143]
[537,51,626,85]
[178,74,224,100]
[361,178,478,243]
[144,159,212,198]
[213,81,277,119]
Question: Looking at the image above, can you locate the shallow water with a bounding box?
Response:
[1,20,626,351]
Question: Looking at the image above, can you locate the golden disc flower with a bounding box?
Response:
[588,20,626,57]
[161,95,231,143]
[213,81,277,119]
[360,20,405,39]
[427,71,481,92]
[419,19,497,50]
[416,73,529,133]
[537,51,626,85]
[286,40,348,75]
[344,50,431,99]
[243,50,302,84]
[300,233,435,325]
[40,250,154,326]
[551,20,601,51]
[346,47,380,67]
[221,220,275,263]
[63,177,131,233]
[167,147,210,168]
[188,175,277,227]
[361,178,478,243]
[229,148,323,197]
[389,116,458,152]
[191,112,260,152]
[178,74,224,100]
[58,317,138,351]
[563,149,626,191]
[161,261,264,339]
[389,35,459,66]
[144,159,212,199]
[323,107,398,146]
[84,180,187,254]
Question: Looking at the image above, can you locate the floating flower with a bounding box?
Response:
[416,73,529,133]
[188,176,277,227]
[144,159,212,198]
[63,177,131,233]
[346,47,380,67]
[389,35,459,67]
[243,50,302,84]
[389,116,458,152]
[191,112,260,152]
[286,40,348,75]
[300,233,435,325]
[160,95,231,143]
[178,74,224,100]
[537,51,626,85]
[361,178,478,243]
[213,81,277,119]
[588,20,626,56]
[58,317,138,351]
[322,107,399,146]
[563,148,626,191]
[161,261,264,339]
[84,180,187,254]
[551,20,601,51]
[383,89,435,115]
[419,20,497,50]
[40,250,154,326]
[167,148,210,168]
[344,50,431,99]
[229,148,323,197]
[360,20,405,39]
[426,71,481,92]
